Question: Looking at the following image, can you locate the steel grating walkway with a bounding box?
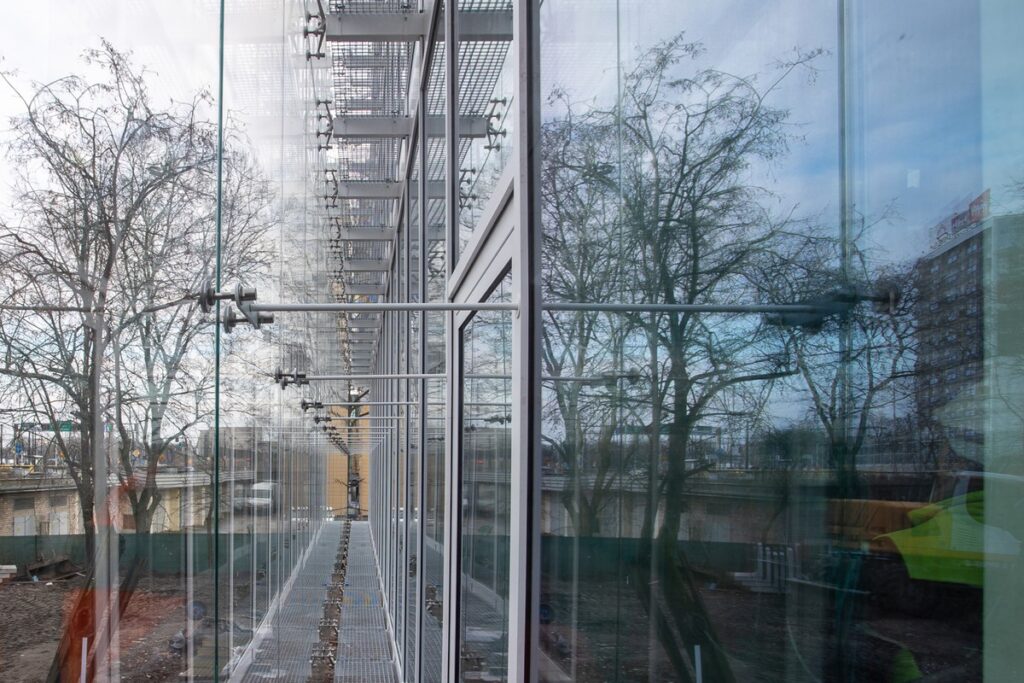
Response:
[239,521,343,683]
[335,521,398,682]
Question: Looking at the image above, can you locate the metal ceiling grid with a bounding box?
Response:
[326,243,391,264]
[460,0,513,11]
[334,139,404,181]
[331,43,411,117]
[329,199,395,228]
[313,2,512,402]
[329,0,414,14]
[457,40,509,116]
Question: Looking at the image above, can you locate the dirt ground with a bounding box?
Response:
[0,574,223,682]
[2,570,982,681]
[539,578,982,682]
[0,577,83,682]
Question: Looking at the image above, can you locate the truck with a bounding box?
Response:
[826,470,1023,615]
[235,481,279,513]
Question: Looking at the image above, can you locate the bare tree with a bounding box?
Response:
[541,97,633,536]
[0,42,274,680]
[0,42,220,565]
[771,228,917,494]
[541,35,821,680]
[107,139,273,610]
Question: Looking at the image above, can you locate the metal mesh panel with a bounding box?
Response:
[332,43,411,118]
[458,41,510,116]
[332,523,398,681]
[337,629,392,659]
[334,661,399,683]
[237,522,348,682]
[461,0,513,10]
[330,0,415,14]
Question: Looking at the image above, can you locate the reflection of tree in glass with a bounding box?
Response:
[542,34,824,681]
[769,226,918,496]
[541,93,632,538]
[0,42,273,677]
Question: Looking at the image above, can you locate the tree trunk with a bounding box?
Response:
[118,523,151,618]
[631,358,736,682]
[575,499,601,538]
[80,488,96,568]
[45,564,96,683]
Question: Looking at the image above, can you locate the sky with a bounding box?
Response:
[539,0,1024,266]
[0,0,305,206]
[1,0,1020,264]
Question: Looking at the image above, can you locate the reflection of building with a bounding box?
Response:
[915,191,989,463]
[915,192,1024,464]
[0,469,244,576]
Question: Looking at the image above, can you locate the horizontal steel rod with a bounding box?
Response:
[466,373,631,382]
[320,416,406,420]
[543,302,820,313]
[251,302,517,312]
[327,430,395,436]
[319,401,417,406]
[240,301,825,318]
[302,373,444,381]
[302,374,631,383]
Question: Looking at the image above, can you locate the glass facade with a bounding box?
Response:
[0,1,1023,682]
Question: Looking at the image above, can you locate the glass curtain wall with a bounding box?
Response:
[217,0,333,678]
[9,0,1024,681]
[455,0,516,260]
[537,1,1024,681]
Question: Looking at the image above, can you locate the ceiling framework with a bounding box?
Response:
[316,0,512,387]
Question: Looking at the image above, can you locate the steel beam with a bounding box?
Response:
[339,284,389,296]
[332,115,486,139]
[334,229,396,241]
[333,228,446,241]
[341,259,392,272]
[543,302,822,314]
[238,301,821,316]
[251,302,518,312]
[319,401,417,406]
[325,10,512,43]
[303,373,444,381]
[336,181,403,199]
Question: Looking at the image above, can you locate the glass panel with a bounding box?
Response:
[459,271,513,681]
[219,0,332,677]
[422,14,449,676]
[406,137,422,680]
[539,0,1024,681]
[0,4,225,680]
[455,0,515,261]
